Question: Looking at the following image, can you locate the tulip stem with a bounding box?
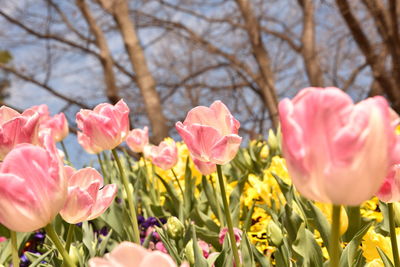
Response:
[216,165,241,267]
[330,205,341,267]
[64,224,75,253]
[10,230,20,267]
[112,149,141,244]
[60,141,71,164]
[97,153,107,182]
[171,168,185,200]
[44,224,76,267]
[388,202,400,267]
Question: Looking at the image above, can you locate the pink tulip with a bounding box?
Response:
[144,141,178,170]
[31,104,69,142]
[89,241,183,267]
[0,134,67,232]
[0,236,6,242]
[219,227,242,246]
[198,240,210,258]
[60,166,117,224]
[42,113,69,142]
[126,126,149,153]
[76,99,130,154]
[30,104,50,121]
[193,158,216,175]
[176,101,242,165]
[0,106,40,160]
[377,165,400,202]
[155,241,168,253]
[279,87,398,205]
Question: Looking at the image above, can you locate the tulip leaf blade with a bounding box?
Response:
[377,246,395,267]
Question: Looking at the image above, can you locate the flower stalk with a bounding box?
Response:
[112,148,141,244]
[10,230,19,267]
[330,205,341,267]
[44,224,76,267]
[388,202,400,267]
[216,165,241,267]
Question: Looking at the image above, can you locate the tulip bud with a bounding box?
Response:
[69,244,84,265]
[267,220,283,246]
[167,217,184,239]
[185,240,195,264]
[267,129,279,151]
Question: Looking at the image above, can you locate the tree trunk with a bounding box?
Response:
[235,0,279,130]
[76,0,119,104]
[97,0,168,143]
[298,0,324,86]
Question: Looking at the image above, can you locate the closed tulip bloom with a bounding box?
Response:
[279,87,397,205]
[30,104,50,121]
[76,99,130,154]
[145,140,178,170]
[60,166,117,224]
[31,104,69,142]
[0,106,40,160]
[42,113,69,142]
[89,241,182,267]
[126,126,149,153]
[193,158,216,175]
[0,134,67,232]
[176,101,242,165]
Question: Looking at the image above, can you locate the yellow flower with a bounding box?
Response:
[365,259,384,267]
[362,227,400,264]
[361,197,383,222]
[314,202,348,236]
[264,156,291,185]
[249,140,269,159]
[396,124,400,135]
[247,207,275,255]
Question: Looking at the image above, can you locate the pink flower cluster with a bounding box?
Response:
[0,103,118,233]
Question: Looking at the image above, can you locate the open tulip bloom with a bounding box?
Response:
[175,100,242,165]
[279,87,398,206]
[60,166,117,224]
[279,87,400,267]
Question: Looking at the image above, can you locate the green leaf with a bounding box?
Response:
[305,201,331,250]
[240,231,255,267]
[27,249,54,267]
[0,50,12,64]
[271,172,293,204]
[292,223,323,267]
[252,243,271,267]
[191,224,208,267]
[340,220,373,267]
[377,246,395,267]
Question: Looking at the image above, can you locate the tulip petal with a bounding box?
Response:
[109,242,148,266]
[210,134,242,165]
[87,184,117,220]
[140,251,177,267]
[177,123,223,162]
[69,167,103,189]
[193,158,216,175]
[0,174,47,232]
[60,187,94,224]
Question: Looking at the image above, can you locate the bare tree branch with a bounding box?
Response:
[0,63,91,109]
[76,0,120,104]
